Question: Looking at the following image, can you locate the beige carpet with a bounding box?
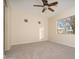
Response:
[5,41,75,59]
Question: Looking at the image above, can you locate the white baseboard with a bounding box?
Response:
[11,39,48,46]
[49,40,75,48]
[5,46,11,51]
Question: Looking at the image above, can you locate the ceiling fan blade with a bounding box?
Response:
[48,1,58,6]
[42,0,48,5]
[33,5,44,7]
[48,8,54,12]
[42,8,46,13]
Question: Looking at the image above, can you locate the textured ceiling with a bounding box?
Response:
[8,0,75,18]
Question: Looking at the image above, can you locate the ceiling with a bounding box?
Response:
[8,0,75,18]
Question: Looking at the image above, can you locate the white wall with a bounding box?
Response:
[48,7,75,47]
[10,9,48,45]
[5,2,12,51]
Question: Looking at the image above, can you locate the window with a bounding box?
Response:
[56,15,75,34]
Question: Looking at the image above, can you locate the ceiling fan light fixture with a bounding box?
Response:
[44,6,48,9]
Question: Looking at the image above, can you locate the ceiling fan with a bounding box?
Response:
[33,0,58,13]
